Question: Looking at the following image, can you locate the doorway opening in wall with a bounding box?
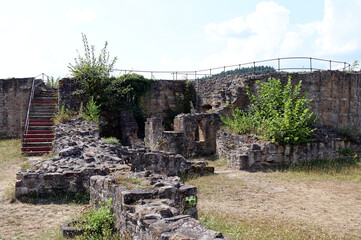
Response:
[195,121,205,142]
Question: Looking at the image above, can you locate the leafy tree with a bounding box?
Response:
[68,33,117,103]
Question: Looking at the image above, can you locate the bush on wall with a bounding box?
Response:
[68,34,153,141]
[221,77,316,145]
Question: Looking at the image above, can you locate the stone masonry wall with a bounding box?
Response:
[15,117,213,198]
[58,78,88,112]
[0,78,36,138]
[217,129,359,170]
[145,113,222,157]
[140,80,187,118]
[193,71,361,132]
[90,174,229,240]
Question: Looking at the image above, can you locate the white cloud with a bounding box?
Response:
[67,8,97,25]
[313,0,361,55]
[161,0,361,72]
[164,1,295,70]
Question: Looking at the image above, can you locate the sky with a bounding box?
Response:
[0,0,361,79]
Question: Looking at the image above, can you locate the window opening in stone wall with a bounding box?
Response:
[195,121,205,142]
[201,104,212,112]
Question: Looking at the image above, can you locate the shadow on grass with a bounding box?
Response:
[18,191,90,205]
[283,156,361,174]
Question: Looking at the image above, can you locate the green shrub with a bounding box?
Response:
[76,199,116,239]
[46,76,60,88]
[82,96,100,123]
[53,104,72,124]
[221,77,316,145]
[103,137,119,144]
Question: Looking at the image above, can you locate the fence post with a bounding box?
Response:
[329,60,332,70]
[278,58,280,71]
[253,62,256,73]
[224,66,226,77]
[310,58,312,72]
[176,72,178,80]
[195,71,197,80]
[210,69,211,77]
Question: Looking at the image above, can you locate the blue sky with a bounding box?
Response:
[0,0,360,79]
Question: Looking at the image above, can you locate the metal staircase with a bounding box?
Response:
[22,78,58,156]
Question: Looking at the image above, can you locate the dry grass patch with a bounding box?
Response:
[187,158,361,239]
[0,139,85,239]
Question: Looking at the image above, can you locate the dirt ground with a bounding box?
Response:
[0,161,83,240]
[199,168,361,239]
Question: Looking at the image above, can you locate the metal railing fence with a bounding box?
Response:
[22,73,49,145]
[113,57,351,80]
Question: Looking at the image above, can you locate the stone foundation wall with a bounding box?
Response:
[15,118,213,198]
[0,78,36,138]
[217,130,358,169]
[145,113,221,157]
[90,174,229,240]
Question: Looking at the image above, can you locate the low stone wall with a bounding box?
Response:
[90,174,229,240]
[217,129,358,170]
[15,117,213,198]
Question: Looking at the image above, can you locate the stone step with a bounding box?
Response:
[23,138,54,143]
[29,122,54,126]
[30,108,57,112]
[24,134,54,138]
[26,130,53,134]
[28,125,54,130]
[30,116,55,120]
[33,98,58,101]
[21,146,52,151]
[32,100,57,104]
[23,142,53,148]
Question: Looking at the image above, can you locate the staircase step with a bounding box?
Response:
[24,134,54,138]
[28,126,54,130]
[23,142,53,147]
[23,138,54,142]
[29,119,53,122]
[29,117,55,120]
[26,130,53,134]
[32,100,57,104]
[29,122,54,126]
[22,146,52,151]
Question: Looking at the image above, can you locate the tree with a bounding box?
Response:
[68,33,118,102]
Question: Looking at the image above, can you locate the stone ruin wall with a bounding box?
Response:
[145,113,222,157]
[16,118,226,239]
[58,78,187,119]
[89,175,229,239]
[193,71,361,132]
[217,130,359,169]
[0,78,34,138]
